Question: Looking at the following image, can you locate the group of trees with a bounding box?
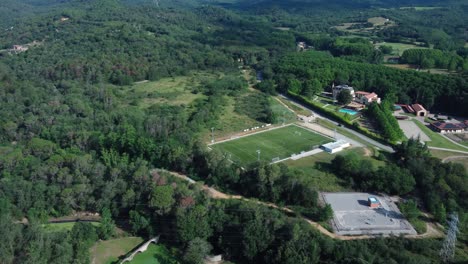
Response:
[330,38,383,63]
[331,153,416,195]
[401,49,466,70]
[366,101,404,142]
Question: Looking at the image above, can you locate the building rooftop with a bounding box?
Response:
[364,92,378,99]
[322,140,349,150]
[431,121,464,130]
[411,104,426,112]
[369,197,379,203]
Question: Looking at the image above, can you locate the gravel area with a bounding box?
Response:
[398,120,430,142]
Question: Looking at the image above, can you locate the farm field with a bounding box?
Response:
[211,125,332,164]
[129,243,178,264]
[91,237,144,264]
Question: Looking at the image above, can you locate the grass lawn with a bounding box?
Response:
[413,121,468,152]
[42,221,100,232]
[129,243,178,264]
[91,237,144,264]
[211,125,332,164]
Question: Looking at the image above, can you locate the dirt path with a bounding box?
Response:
[163,170,442,240]
[273,97,297,114]
[442,155,468,163]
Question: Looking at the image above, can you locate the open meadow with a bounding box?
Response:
[210,125,331,164]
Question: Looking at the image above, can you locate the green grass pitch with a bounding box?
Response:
[211,125,332,164]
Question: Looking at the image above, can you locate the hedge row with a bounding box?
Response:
[286,91,394,147]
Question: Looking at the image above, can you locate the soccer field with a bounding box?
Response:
[211,125,332,164]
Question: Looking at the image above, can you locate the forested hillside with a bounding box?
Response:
[0,0,467,263]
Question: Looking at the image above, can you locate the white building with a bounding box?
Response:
[332,84,355,101]
[321,140,351,154]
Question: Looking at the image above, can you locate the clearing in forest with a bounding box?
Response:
[125,72,217,108]
[91,237,144,264]
[210,124,332,164]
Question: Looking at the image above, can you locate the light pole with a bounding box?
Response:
[256,149,261,161]
[211,127,214,143]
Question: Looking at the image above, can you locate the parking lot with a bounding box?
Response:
[398,120,430,142]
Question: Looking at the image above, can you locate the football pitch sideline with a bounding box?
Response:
[210,125,332,164]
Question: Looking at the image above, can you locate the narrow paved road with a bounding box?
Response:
[279,94,394,152]
[428,147,468,155]
[163,170,443,240]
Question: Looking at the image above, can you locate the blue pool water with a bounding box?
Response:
[339,108,358,115]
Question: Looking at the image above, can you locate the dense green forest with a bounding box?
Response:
[0,0,467,263]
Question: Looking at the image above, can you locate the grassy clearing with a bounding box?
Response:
[91,237,144,264]
[210,93,297,141]
[412,121,468,151]
[212,94,262,138]
[126,72,217,108]
[211,125,332,164]
[42,221,100,232]
[375,42,428,56]
[269,97,297,124]
[285,148,384,191]
[384,64,452,75]
[284,151,347,192]
[430,149,468,171]
[129,243,178,264]
[367,16,390,26]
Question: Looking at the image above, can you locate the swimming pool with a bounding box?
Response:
[339,108,358,115]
